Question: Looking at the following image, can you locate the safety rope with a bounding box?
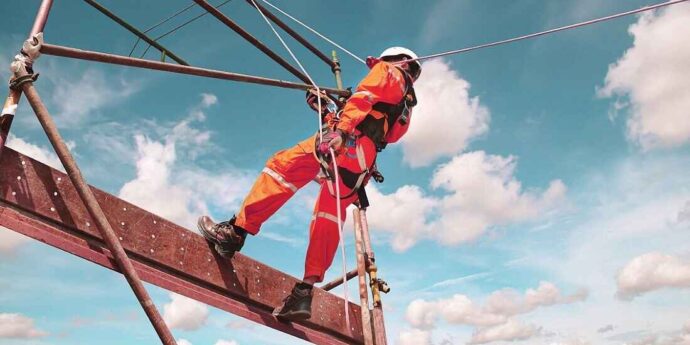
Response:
[407,0,690,63]
[259,0,367,65]
[249,0,351,331]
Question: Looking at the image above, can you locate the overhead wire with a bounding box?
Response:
[129,2,197,56]
[248,0,352,332]
[134,0,234,59]
[259,0,366,65]
[408,0,690,62]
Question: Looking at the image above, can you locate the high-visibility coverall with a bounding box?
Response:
[234,61,411,282]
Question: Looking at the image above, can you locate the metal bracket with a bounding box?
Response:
[9,33,43,83]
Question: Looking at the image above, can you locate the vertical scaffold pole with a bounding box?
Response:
[353,208,375,345]
[0,0,53,159]
[359,210,388,344]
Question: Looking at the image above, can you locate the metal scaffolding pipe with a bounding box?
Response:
[244,0,336,69]
[83,0,188,65]
[354,208,375,345]
[193,0,312,84]
[1,0,54,158]
[40,44,350,96]
[20,80,177,345]
[359,210,387,344]
[321,269,358,291]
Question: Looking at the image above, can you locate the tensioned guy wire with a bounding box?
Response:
[407,0,690,62]
[249,0,352,332]
[259,0,367,65]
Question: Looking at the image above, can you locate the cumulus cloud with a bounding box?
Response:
[368,151,567,251]
[401,59,490,167]
[366,185,438,252]
[398,328,432,345]
[0,313,48,338]
[50,68,139,127]
[617,252,690,300]
[0,226,30,256]
[407,281,586,330]
[469,319,539,344]
[598,3,690,150]
[118,94,253,229]
[431,151,567,245]
[163,293,209,331]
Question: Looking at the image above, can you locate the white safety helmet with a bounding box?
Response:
[379,46,421,80]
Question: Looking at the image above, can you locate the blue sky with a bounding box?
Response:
[1,1,690,344]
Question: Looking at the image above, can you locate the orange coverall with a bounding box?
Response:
[234,61,411,282]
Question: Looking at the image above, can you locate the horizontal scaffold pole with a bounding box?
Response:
[40,44,350,96]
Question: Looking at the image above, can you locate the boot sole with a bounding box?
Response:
[276,310,311,321]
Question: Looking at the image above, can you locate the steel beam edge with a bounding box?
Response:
[0,147,363,345]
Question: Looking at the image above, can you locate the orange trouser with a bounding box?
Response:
[235,135,364,282]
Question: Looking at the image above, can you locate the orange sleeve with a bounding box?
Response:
[336,62,406,134]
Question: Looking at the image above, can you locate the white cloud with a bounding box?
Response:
[401,59,490,167]
[6,134,63,171]
[617,252,690,300]
[403,281,585,344]
[118,94,253,229]
[406,281,586,329]
[366,185,437,252]
[163,293,209,331]
[398,328,432,345]
[469,319,539,344]
[431,151,567,245]
[50,68,139,127]
[214,340,239,345]
[598,3,690,150]
[0,313,47,338]
[0,226,30,256]
[369,151,566,251]
[178,339,193,345]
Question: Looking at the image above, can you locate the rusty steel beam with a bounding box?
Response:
[40,44,350,96]
[1,0,54,156]
[321,269,358,291]
[0,147,364,344]
[193,0,311,84]
[19,79,177,344]
[244,0,336,69]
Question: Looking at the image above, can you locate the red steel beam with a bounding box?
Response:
[40,44,349,96]
[0,147,364,345]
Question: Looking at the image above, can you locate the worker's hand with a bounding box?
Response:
[306,88,337,114]
[317,129,344,156]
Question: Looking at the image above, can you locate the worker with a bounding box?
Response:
[198,47,421,321]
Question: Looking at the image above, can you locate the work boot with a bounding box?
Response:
[197,215,247,257]
[273,282,313,321]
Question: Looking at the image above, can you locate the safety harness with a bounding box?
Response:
[316,67,417,199]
